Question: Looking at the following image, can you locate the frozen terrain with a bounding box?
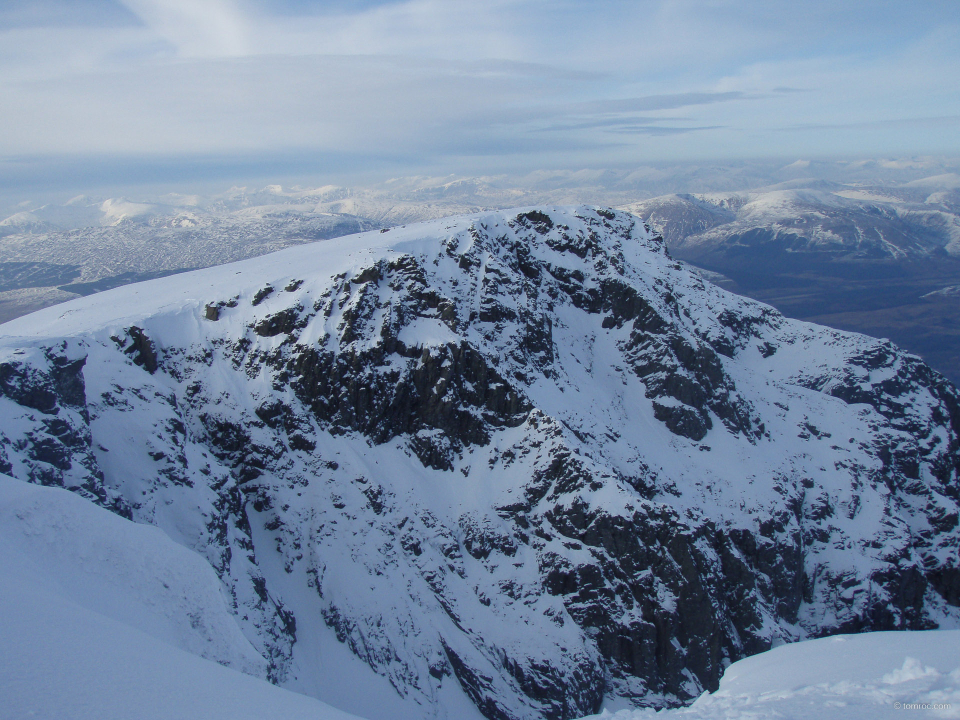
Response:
[622,183,960,385]
[622,183,960,260]
[584,630,960,720]
[0,191,376,323]
[5,166,960,327]
[1,206,958,720]
[3,471,956,720]
[0,473,367,720]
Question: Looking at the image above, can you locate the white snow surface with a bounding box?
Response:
[0,473,265,675]
[2,471,956,720]
[581,630,960,720]
[1,206,959,719]
[0,473,365,720]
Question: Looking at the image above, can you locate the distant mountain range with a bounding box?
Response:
[5,171,960,383]
[621,178,960,384]
[622,180,960,261]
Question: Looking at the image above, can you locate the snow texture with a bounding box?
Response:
[0,473,364,720]
[2,471,955,720]
[1,206,959,720]
[582,630,960,720]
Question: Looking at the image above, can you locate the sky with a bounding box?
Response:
[2,0,959,191]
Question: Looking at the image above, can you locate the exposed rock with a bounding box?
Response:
[0,206,958,720]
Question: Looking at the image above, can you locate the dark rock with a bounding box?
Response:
[252,286,274,305]
[124,327,158,373]
[652,400,710,441]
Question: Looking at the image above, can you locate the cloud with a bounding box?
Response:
[1,0,959,189]
[116,0,249,56]
[605,125,723,136]
[539,117,669,132]
[776,116,960,133]
[1,55,587,155]
[571,92,748,114]
[0,0,141,29]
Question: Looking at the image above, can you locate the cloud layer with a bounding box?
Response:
[2,0,959,186]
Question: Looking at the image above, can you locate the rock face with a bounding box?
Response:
[1,206,959,720]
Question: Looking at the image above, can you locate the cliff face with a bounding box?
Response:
[1,206,958,720]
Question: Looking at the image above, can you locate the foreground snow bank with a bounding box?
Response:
[583,630,960,720]
[0,473,265,676]
[0,474,365,720]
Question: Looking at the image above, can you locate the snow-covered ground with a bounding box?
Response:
[1,408,958,720]
[0,473,365,720]
[583,631,960,720]
[3,469,956,720]
[3,471,957,720]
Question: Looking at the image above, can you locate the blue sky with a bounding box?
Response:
[2,0,959,189]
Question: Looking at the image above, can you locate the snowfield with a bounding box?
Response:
[0,474,364,720]
[583,630,960,719]
[2,471,957,720]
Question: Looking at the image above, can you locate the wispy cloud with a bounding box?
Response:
[776,115,960,132]
[605,125,723,136]
[0,0,958,188]
[116,0,250,56]
[571,92,748,114]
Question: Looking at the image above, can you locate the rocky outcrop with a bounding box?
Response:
[0,206,958,720]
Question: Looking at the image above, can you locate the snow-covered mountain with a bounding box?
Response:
[5,171,960,329]
[0,201,375,322]
[5,474,956,720]
[621,185,960,387]
[1,207,959,720]
[622,186,960,261]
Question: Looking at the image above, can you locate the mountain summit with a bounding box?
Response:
[1,207,958,720]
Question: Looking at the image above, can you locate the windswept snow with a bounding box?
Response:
[0,473,266,675]
[0,473,366,720]
[581,630,960,720]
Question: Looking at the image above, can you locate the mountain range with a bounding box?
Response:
[622,180,960,384]
[5,172,960,388]
[1,207,958,719]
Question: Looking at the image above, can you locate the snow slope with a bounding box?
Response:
[3,471,955,720]
[1,207,959,720]
[582,630,960,720]
[0,473,365,720]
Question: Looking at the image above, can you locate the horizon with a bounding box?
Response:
[4,153,960,215]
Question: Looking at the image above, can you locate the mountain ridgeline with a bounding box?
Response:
[1,207,958,720]
[621,186,960,385]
